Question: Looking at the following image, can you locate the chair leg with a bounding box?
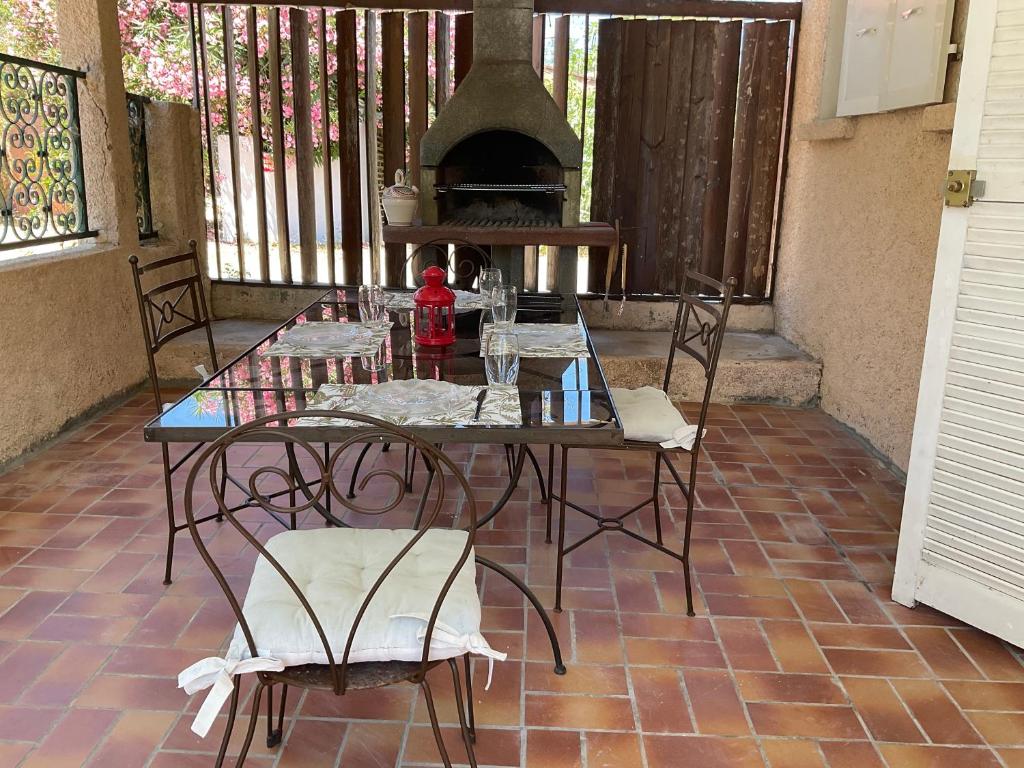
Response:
[463,654,476,741]
[652,452,664,546]
[217,451,227,523]
[666,459,698,618]
[214,675,241,768]
[448,658,479,768]
[233,681,265,768]
[265,682,286,748]
[161,444,176,586]
[545,445,555,544]
[347,442,374,499]
[554,446,569,613]
[421,676,454,768]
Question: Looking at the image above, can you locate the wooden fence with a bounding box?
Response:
[189,0,799,298]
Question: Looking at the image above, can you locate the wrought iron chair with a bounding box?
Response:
[178,411,500,768]
[128,241,223,585]
[547,270,737,615]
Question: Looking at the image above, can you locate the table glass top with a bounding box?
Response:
[145,289,622,444]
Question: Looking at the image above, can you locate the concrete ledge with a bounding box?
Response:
[592,330,821,406]
[212,282,776,333]
[579,299,773,333]
[794,117,856,142]
[922,103,956,133]
[156,319,281,381]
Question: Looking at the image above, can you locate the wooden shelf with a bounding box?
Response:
[382,222,618,248]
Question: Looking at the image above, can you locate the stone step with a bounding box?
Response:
[590,330,821,406]
[155,319,281,382]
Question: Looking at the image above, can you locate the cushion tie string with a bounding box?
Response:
[393,613,507,690]
[178,655,285,738]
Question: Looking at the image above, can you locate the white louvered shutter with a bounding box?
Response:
[895,0,1024,645]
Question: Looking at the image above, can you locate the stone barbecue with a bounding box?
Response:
[419,0,583,228]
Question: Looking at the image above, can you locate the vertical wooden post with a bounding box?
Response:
[319,9,336,285]
[723,21,764,296]
[744,21,790,298]
[552,14,570,111]
[408,12,428,189]
[268,8,291,283]
[454,13,473,90]
[245,6,270,282]
[336,10,362,286]
[679,22,714,291]
[532,13,546,77]
[222,6,246,279]
[699,21,740,291]
[364,10,383,285]
[290,8,317,284]
[382,11,406,286]
[435,11,451,113]
[588,18,622,293]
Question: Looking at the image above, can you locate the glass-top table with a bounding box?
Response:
[143,289,623,448]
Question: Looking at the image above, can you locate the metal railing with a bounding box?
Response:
[126,92,157,240]
[0,53,96,252]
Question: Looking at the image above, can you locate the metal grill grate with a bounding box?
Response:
[441,217,556,227]
[435,183,567,194]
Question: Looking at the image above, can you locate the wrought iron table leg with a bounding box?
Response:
[555,445,569,613]
[524,446,548,501]
[476,555,566,675]
[545,444,555,544]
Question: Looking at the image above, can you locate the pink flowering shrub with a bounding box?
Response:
[1,0,415,157]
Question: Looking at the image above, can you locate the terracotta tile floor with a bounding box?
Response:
[1,395,1024,767]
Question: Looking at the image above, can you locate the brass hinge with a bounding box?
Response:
[944,169,977,208]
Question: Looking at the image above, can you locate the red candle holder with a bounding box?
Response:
[413,266,456,346]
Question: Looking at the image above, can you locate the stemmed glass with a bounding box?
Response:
[484,331,520,386]
[358,284,386,328]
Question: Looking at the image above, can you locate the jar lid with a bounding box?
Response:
[383,170,418,199]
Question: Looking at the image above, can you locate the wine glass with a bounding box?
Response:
[358,284,386,327]
[484,331,520,386]
[491,285,517,330]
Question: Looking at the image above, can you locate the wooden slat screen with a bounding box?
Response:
[193,4,793,298]
[590,17,792,297]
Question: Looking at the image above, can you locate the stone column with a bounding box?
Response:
[56,0,138,246]
[146,102,206,248]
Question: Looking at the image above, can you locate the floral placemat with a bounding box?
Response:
[480,323,590,359]
[260,322,392,359]
[384,289,490,311]
[295,379,522,427]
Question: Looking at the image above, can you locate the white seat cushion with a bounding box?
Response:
[227,527,496,666]
[610,386,703,449]
[180,526,504,738]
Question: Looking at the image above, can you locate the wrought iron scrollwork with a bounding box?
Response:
[126,92,156,240]
[0,54,94,251]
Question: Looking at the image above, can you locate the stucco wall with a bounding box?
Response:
[774,0,967,472]
[0,100,206,465]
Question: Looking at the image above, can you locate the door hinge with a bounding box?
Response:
[944,169,977,208]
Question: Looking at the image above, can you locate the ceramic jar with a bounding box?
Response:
[382,170,419,226]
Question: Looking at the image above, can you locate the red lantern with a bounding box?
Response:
[413,266,456,346]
